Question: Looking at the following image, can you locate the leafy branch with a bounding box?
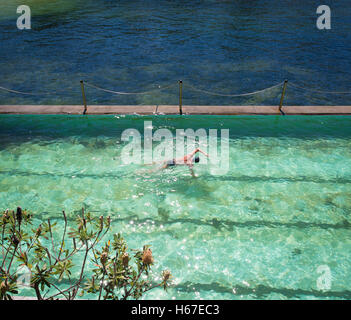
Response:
[0,207,171,300]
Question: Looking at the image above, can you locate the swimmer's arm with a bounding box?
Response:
[186,148,208,159]
[196,148,209,157]
[190,148,209,158]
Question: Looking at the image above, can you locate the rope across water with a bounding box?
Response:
[1,80,351,98]
[0,85,38,96]
[289,82,351,95]
[84,82,176,95]
[185,81,285,97]
[0,85,67,96]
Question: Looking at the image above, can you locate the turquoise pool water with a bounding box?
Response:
[1,115,351,299]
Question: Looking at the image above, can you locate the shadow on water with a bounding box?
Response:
[36,207,351,232]
[201,174,351,185]
[2,169,351,186]
[176,281,351,299]
[123,216,351,232]
[39,276,351,299]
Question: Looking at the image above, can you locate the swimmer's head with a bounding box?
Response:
[194,156,200,163]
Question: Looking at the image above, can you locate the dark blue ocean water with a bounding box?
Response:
[0,0,351,106]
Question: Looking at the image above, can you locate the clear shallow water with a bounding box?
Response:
[1,115,351,299]
[1,0,351,105]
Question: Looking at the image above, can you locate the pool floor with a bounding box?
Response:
[1,115,351,299]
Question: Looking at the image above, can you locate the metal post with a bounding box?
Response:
[279,80,288,114]
[80,80,87,115]
[179,80,183,115]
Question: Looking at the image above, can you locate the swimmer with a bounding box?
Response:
[158,148,209,177]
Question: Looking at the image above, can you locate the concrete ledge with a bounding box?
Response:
[86,105,155,115]
[0,105,85,114]
[156,105,180,115]
[0,105,351,115]
[182,105,281,115]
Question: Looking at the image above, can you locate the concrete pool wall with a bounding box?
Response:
[0,105,351,115]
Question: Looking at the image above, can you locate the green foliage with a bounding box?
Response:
[0,207,171,300]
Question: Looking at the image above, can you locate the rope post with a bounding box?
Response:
[80,80,87,115]
[279,80,288,114]
[179,80,183,115]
